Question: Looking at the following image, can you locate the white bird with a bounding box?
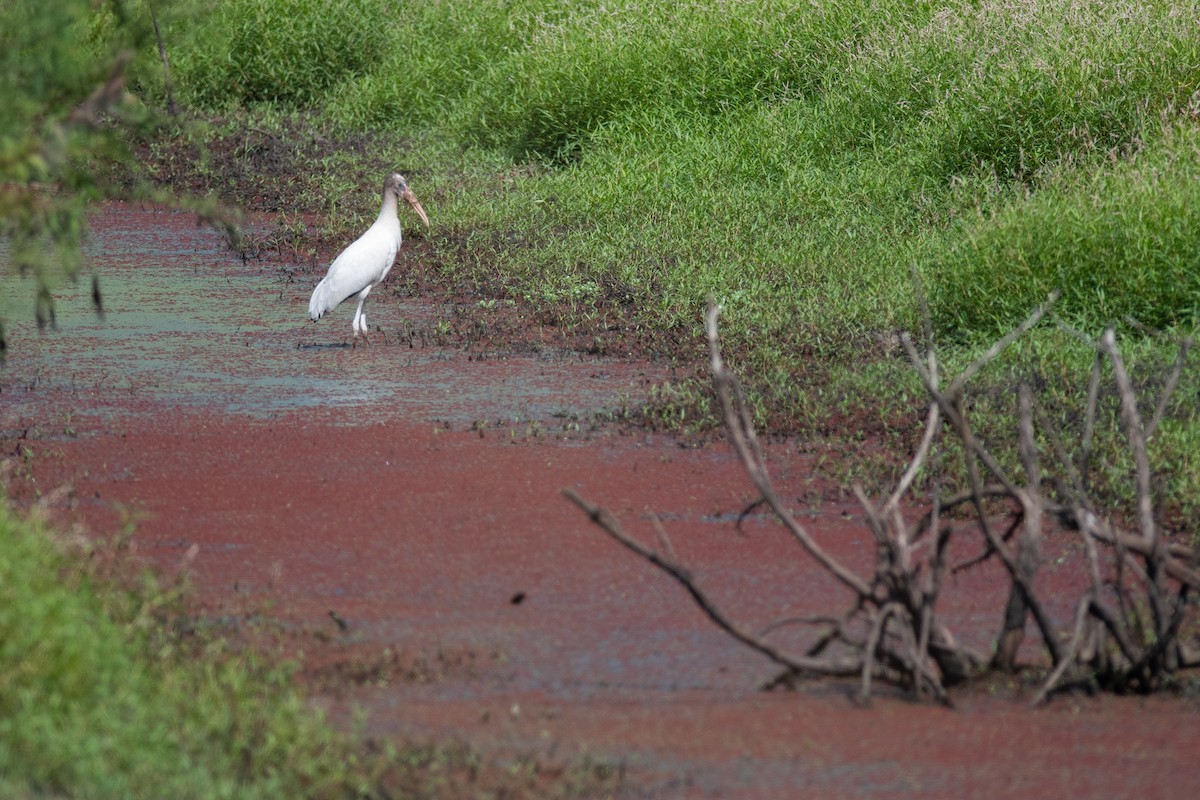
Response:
[308,173,430,346]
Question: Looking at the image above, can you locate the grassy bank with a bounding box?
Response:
[0,502,382,798]
[124,0,1198,515]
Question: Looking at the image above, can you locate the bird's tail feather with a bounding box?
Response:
[309,278,334,321]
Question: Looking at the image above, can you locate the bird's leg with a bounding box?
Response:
[351,291,370,347]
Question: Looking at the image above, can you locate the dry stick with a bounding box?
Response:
[1064,504,1166,684]
[995,385,1051,672]
[648,513,678,562]
[1099,329,1158,550]
[1099,329,1172,645]
[920,502,972,685]
[705,302,872,599]
[1146,336,1192,439]
[853,487,914,663]
[883,342,940,519]
[915,603,936,698]
[1080,349,1103,493]
[860,603,901,702]
[1032,596,1093,706]
[900,335,1024,501]
[946,289,1061,399]
[899,607,948,702]
[563,488,861,678]
[906,310,1066,666]
[1032,398,1161,690]
[1053,317,1107,492]
[955,396,1056,671]
[905,267,954,692]
[1067,515,1153,668]
[915,470,945,666]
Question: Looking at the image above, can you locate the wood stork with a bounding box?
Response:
[308,173,429,345]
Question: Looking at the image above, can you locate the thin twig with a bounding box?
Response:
[946,289,1060,398]
[1147,336,1192,439]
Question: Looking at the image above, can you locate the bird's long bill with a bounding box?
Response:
[402,189,430,228]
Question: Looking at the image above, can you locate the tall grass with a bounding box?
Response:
[455,0,894,162]
[172,0,393,108]
[928,124,1200,337]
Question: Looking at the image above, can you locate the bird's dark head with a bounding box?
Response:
[384,172,429,228]
[384,173,408,195]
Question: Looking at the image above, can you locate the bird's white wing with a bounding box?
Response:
[308,229,398,320]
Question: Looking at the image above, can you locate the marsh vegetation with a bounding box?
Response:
[3,0,1200,794]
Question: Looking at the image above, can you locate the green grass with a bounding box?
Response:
[139,0,1200,518]
[0,502,389,798]
[927,125,1200,337]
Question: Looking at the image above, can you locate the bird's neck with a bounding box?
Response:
[376,189,400,226]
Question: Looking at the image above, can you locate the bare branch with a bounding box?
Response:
[946,289,1060,399]
[571,295,1196,705]
[882,398,940,519]
[563,488,862,678]
[860,603,901,703]
[648,513,678,562]
[1098,329,1158,550]
[706,301,872,598]
[1147,336,1192,439]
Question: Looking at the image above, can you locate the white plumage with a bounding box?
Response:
[309,173,429,345]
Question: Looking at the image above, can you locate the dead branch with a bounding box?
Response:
[1147,336,1192,438]
[705,303,872,599]
[563,488,862,679]
[566,292,1195,706]
[946,289,1061,399]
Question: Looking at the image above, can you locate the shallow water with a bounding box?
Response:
[0,204,660,426]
